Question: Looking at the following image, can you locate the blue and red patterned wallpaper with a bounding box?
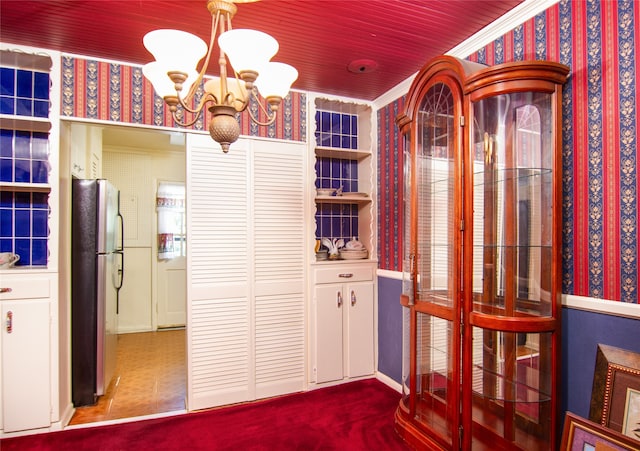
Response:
[58,0,638,303]
[377,0,639,303]
[60,56,306,143]
[377,98,405,273]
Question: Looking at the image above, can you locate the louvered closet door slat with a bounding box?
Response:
[253,141,306,398]
[253,142,305,282]
[187,136,250,410]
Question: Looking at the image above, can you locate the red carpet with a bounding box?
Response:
[2,378,410,450]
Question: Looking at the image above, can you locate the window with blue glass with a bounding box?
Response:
[314,110,358,150]
[315,203,359,243]
[0,191,49,266]
[315,157,358,192]
[0,67,50,118]
[0,130,50,184]
[0,62,51,268]
[314,109,361,242]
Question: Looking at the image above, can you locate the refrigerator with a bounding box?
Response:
[71,178,124,406]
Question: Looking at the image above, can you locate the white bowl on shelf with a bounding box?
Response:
[339,249,368,260]
[316,188,336,196]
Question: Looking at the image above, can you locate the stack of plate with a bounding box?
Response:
[316,250,328,261]
[340,248,368,260]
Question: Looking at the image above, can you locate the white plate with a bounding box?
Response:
[340,249,368,259]
[316,188,336,196]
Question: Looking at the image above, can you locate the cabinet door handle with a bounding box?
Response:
[337,291,343,308]
[338,273,353,278]
[6,310,13,333]
[351,290,357,306]
[0,287,12,293]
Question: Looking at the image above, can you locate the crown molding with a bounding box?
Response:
[373,0,560,110]
[447,0,560,58]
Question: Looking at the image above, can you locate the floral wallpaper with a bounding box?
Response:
[60,56,306,143]
[377,0,639,303]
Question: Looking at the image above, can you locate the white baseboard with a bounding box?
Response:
[376,372,402,393]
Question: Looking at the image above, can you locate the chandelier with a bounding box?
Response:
[142,0,298,152]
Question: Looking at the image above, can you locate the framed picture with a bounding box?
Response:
[589,344,640,436]
[621,388,640,440]
[561,412,640,451]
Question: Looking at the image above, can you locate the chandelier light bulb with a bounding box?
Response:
[143,62,198,99]
[218,29,278,78]
[255,62,299,100]
[143,29,207,71]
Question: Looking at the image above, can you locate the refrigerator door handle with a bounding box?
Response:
[114,250,124,290]
[115,194,124,290]
[116,192,124,253]
[115,195,124,314]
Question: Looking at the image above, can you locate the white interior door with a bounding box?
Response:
[157,256,186,327]
[252,140,306,399]
[186,135,251,410]
[186,135,307,411]
[156,181,186,328]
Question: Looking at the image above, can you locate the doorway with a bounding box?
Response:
[68,329,185,424]
[65,122,187,424]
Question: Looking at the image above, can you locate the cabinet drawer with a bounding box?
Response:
[0,277,50,300]
[315,266,373,284]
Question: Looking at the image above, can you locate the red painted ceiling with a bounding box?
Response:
[0,0,523,101]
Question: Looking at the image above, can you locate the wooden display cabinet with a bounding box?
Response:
[395,56,569,450]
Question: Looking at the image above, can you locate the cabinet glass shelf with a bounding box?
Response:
[423,167,552,196]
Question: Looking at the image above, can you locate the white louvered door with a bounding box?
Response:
[186,135,306,410]
[187,136,251,410]
[252,141,306,399]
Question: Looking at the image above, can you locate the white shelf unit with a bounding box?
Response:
[0,44,62,437]
[308,95,377,387]
[311,97,376,262]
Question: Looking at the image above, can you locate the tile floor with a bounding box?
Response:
[69,329,186,425]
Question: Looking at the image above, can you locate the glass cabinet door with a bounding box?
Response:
[467,91,558,449]
[400,80,462,449]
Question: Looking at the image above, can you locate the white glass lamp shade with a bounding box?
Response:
[218,29,278,74]
[143,29,207,72]
[255,62,298,99]
[142,62,198,98]
[204,77,247,109]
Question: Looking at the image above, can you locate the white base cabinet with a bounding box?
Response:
[1,274,56,434]
[313,263,375,384]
